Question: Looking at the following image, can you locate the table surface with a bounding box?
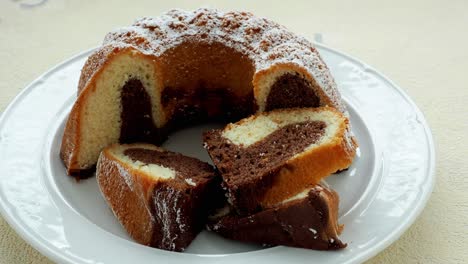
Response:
[0,0,466,263]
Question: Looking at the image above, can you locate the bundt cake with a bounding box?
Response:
[60,8,349,177]
[96,143,222,252]
[203,107,356,214]
[207,184,346,250]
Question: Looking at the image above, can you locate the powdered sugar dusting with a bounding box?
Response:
[185,178,196,186]
[153,187,178,250]
[113,159,156,223]
[97,7,344,111]
[152,186,189,251]
[97,154,156,239]
[114,159,135,191]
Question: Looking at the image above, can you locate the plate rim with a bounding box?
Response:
[0,43,436,264]
[319,43,436,262]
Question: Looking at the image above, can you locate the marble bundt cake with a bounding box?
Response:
[61,8,349,177]
[97,143,222,252]
[208,184,346,250]
[203,107,356,214]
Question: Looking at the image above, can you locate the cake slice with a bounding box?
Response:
[207,184,346,250]
[96,143,222,252]
[203,107,356,214]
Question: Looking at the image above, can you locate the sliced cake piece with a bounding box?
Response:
[203,107,356,214]
[96,143,222,252]
[207,184,346,250]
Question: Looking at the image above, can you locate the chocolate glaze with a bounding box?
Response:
[207,187,346,250]
[120,79,164,144]
[203,121,326,214]
[122,147,224,251]
[266,73,320,111]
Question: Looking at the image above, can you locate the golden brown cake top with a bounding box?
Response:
[79,8,344,112]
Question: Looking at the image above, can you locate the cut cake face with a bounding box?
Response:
[203,107,356,214]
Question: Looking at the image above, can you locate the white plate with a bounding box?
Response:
[0,44,435,264]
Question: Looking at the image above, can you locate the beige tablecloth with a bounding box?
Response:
[1,0,466,263]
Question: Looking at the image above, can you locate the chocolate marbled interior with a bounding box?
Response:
[203,120,326,213]
[123,148,215,182]
[120,79,160,143]
[266,73,320,111]
[118,73,319,149]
